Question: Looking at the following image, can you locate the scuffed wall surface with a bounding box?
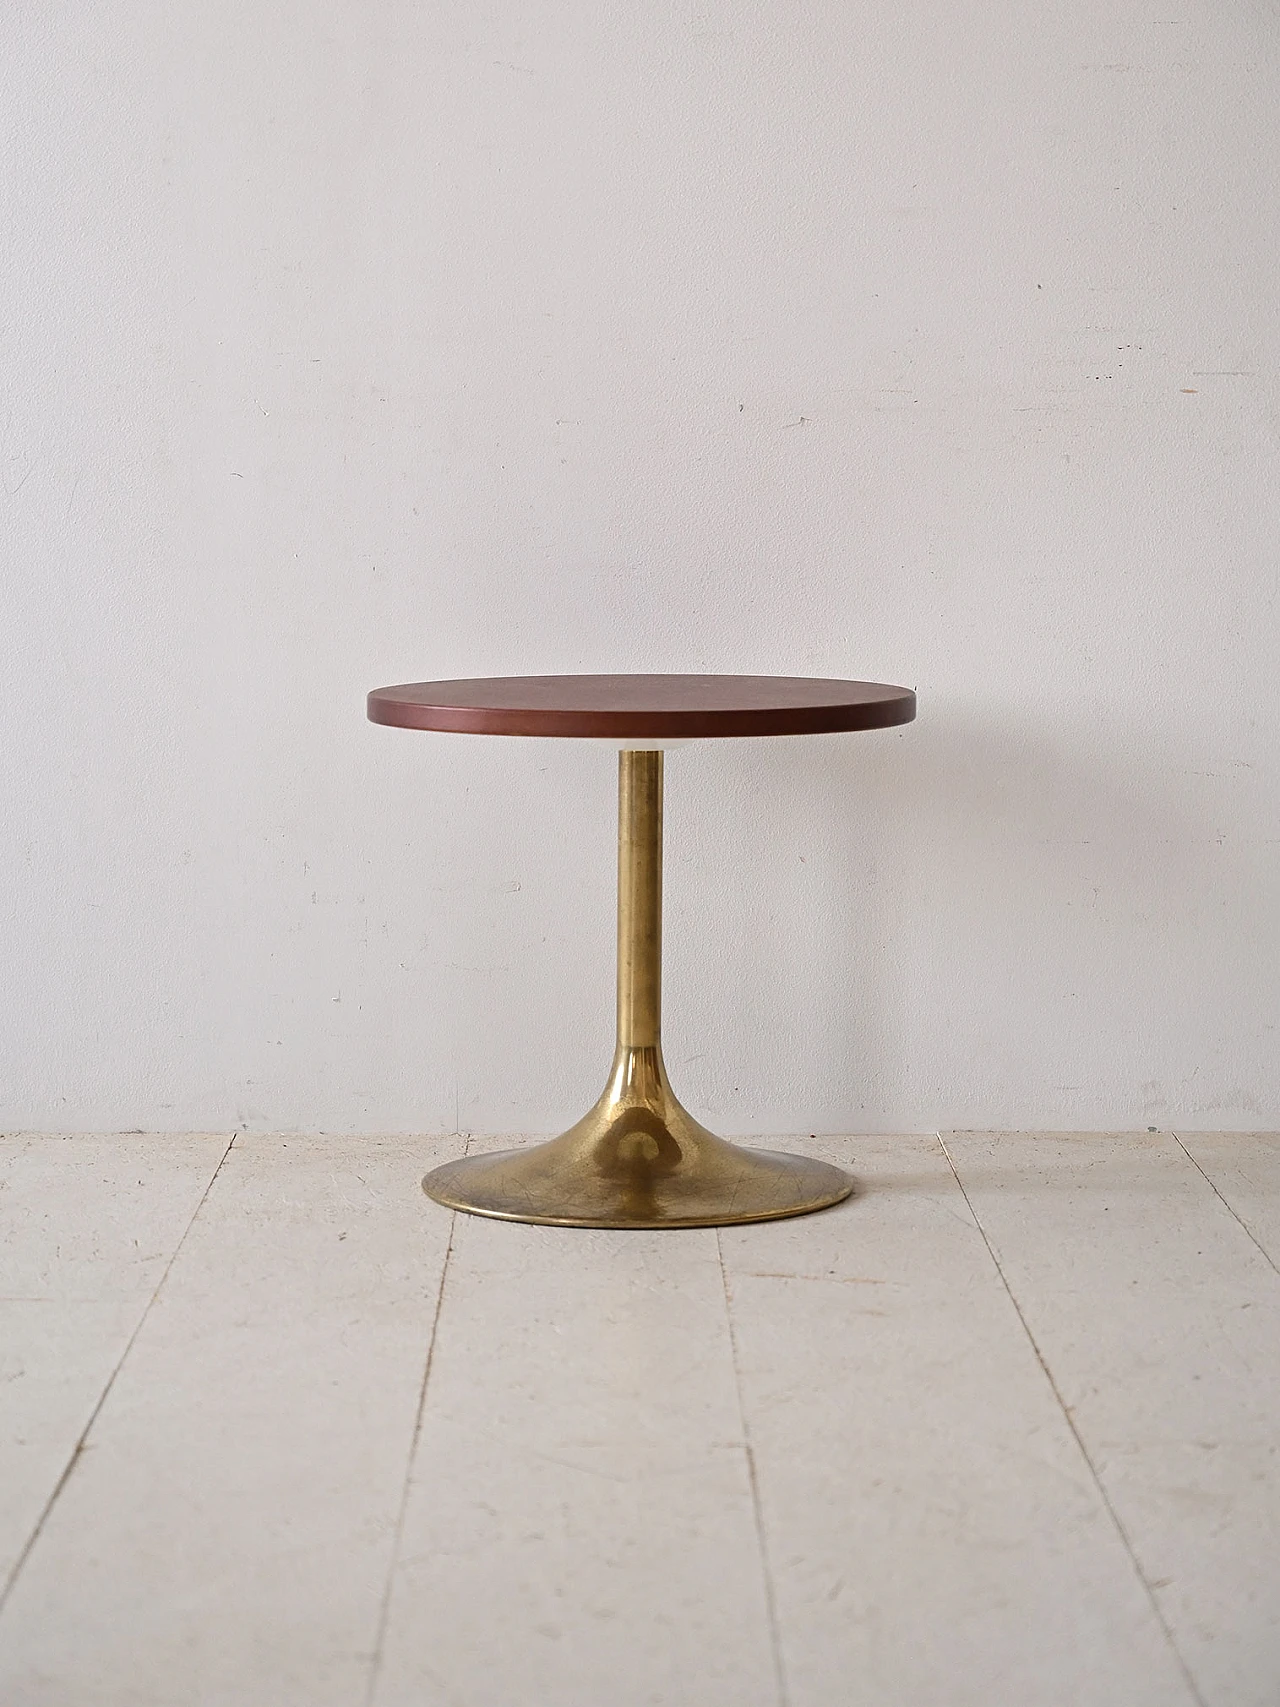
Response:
[2,1,1277,1132]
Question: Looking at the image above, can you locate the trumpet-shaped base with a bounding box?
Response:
[423,1046,854,1229]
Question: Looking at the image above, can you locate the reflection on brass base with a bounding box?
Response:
[423,1047,853,1229]
[425,749,854,1229]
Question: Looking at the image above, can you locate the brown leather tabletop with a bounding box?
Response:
[367,675,916,740]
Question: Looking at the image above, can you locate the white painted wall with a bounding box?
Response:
[3,1,1277,1136]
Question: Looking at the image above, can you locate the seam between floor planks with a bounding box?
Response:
[1171,1132,1280,1281]
[363,1200,460,1707]
[935,1132,1210,1707]
[0,1132,236,1615]
[716,1226,789,1707]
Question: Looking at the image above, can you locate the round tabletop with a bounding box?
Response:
[367,674,916,740]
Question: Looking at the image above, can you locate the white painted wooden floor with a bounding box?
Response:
[1,1133,1277,1707]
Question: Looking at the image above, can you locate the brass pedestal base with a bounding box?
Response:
[424,1045,853,1228]
[424,749,854,1229]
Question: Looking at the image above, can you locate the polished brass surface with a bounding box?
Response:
[423,751,854,1228]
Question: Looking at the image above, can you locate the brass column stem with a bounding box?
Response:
[616,750,663,1051]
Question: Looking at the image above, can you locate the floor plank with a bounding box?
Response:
[373,1138,779,1707]
[720,1135,1197,1707]
[0,1134,462,1707]
[0,1133,228,1596]
[945,1132,1280,1707]
[1176,1132,1280,1276]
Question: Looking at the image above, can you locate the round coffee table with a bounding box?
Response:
[367,674,916,1228]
